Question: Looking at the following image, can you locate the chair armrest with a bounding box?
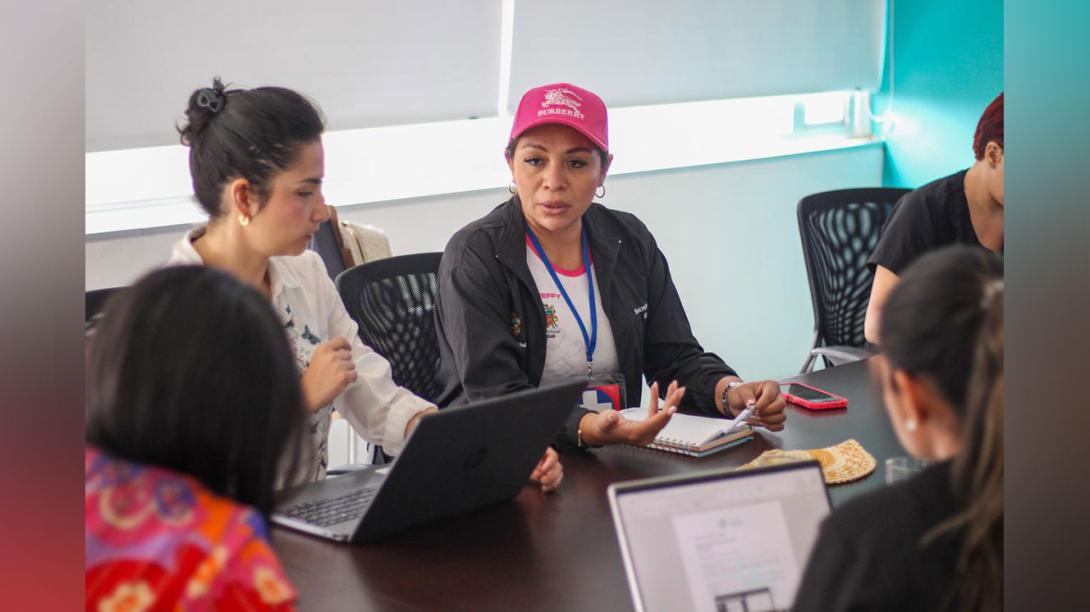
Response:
[810,345,874,367]
[325,464,373,477]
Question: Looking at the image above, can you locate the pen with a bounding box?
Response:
[726,402,758,434]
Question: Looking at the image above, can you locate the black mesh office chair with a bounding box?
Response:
[796,187,910,373]
[335,252,444,463]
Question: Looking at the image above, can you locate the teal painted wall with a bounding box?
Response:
[875,0,1003,188]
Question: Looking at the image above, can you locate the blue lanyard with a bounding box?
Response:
[525,223,598,378]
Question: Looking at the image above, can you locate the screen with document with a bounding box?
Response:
[612,463,830,612]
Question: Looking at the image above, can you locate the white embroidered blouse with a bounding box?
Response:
[169,229,432,480]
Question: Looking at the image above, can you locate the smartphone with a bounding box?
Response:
[779,382,848,410]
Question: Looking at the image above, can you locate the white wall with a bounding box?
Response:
[86,0,502,151]
[508,0,885,109]
[86,144,881,380]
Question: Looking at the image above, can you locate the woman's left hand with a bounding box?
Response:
[726,380,787,431]
[530,447,564,493]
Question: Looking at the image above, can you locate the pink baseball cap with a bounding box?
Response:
[507,83,609,154]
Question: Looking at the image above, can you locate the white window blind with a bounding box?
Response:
[86,0,502,152]
[506,0,884,111]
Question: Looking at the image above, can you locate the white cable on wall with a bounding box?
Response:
[871,0,896,128]
[497,0,515,118]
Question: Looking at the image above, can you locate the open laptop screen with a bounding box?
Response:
[609,462,830,612]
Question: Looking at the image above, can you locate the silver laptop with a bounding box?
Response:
[273,380,584,543]
[608,461,831,612]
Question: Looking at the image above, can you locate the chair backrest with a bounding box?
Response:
[796,188,910,348]
[335,252,444,402]
[86,287,122,322]
[86,286,124,337]
[311,219,348,281]
[310,205,353,282]
[310,206,394,282]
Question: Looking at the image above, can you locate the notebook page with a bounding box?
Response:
[618,409,741,447]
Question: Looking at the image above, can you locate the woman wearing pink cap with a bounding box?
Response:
[434,83,787,451]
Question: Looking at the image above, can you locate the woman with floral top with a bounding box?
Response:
[86,266,305,610]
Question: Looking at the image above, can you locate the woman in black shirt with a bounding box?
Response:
[864,92,1004,345]
[794,245,1003,611]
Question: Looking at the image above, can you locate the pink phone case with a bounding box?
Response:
[782,383,848,410]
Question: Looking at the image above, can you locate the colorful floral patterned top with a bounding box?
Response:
[85,447,297,611]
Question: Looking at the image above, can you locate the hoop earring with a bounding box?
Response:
[595,185,606,199]
[238,214,250,227]
[508,182,517,195]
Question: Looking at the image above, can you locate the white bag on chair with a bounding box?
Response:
[339,221,392,266]
[324,206,394,468]
[323,204,393,270]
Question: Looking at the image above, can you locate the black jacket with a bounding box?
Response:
[435,199,737,447]
[793,461,978,611]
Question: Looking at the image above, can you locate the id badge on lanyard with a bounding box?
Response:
[578,372,627,412]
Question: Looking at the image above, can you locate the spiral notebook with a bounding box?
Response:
[618,409,753,457]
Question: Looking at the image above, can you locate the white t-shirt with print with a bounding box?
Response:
[526,237,619,385]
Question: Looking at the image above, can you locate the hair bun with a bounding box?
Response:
[178,77,229,146]
[196,88,225,114]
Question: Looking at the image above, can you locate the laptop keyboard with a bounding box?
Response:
[281,487,378,527]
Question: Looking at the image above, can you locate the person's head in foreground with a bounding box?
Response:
[878,244,1003,609]
[86,265,308,512]
[85,266,307,609]
[796,245,1002,611]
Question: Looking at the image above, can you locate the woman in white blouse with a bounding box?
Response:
[169,78,563,489]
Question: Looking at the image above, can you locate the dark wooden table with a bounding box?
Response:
[272,358,905,611]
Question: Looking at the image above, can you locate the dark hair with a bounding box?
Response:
[973,92,1004,160]
[881,245,1003,611]
[86,266,307,516]
[505,136,610,169]
[177,77,326,218]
